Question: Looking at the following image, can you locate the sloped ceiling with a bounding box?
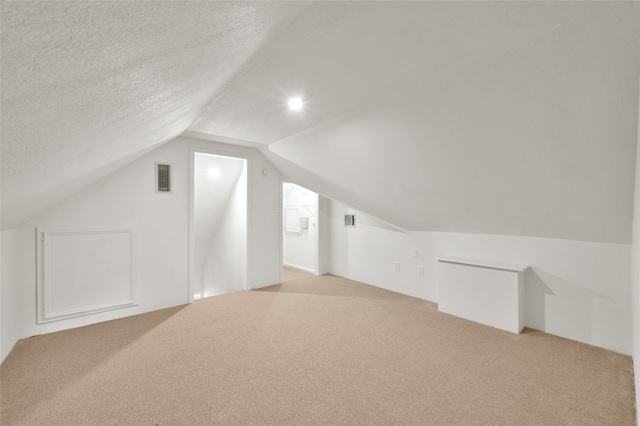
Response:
[0,1,308,229]
[2,2,639,243]
[194,1,640,243]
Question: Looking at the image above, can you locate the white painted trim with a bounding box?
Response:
[313,206,320,276]
[284,263,315,274]
[188,149,196,303]
[37,228,136,324]
[435,256,529,272]
[245,157,253,291]
[316,195,331,276]
[278,179,284,285]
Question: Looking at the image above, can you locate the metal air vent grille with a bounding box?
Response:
[344,214,356,227]
[156,163,172,193]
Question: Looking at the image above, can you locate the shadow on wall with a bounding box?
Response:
[526,267,611,344]
[525,268,554,331]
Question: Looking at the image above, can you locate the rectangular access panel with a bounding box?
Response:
[37,228,136,324]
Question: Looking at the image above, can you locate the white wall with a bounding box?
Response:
[317,196,331,275]
[0,136,283,364]
[631,79,640,418]
[329,201,632,355]
[283,183,318,273]
[1,229,20,362]
[0,140,188,364]
[0,230,2,361]
[203,161,247,296]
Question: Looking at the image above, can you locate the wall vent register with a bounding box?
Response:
[156,163,172,193]
[344,214,356,227]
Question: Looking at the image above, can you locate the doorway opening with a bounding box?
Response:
[190,151,248,301]
[283,183,319,275]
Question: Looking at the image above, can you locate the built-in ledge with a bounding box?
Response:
[435,256,529,272]
[435,256,529,334]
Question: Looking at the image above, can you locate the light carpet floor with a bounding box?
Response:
[1,269,635,425]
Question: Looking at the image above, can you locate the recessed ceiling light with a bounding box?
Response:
[288,97,303,111]
[208,168,221,178]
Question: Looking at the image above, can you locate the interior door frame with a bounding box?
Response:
[188,146,251,302]
[282,181,323,276]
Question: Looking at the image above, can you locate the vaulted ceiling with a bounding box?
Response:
[2,2,639,243]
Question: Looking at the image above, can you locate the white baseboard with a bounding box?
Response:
[283,263,315,274]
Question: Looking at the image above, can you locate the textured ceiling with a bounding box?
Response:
[2,1,640,243]
[258,2,640,243]
[1,1,307,229]
[189,1,564,144]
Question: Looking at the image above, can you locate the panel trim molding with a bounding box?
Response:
[36,228,136,324]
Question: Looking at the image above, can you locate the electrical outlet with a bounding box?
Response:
[412,249,419,257]
[418,266,424,275]
[394,261,400,271]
